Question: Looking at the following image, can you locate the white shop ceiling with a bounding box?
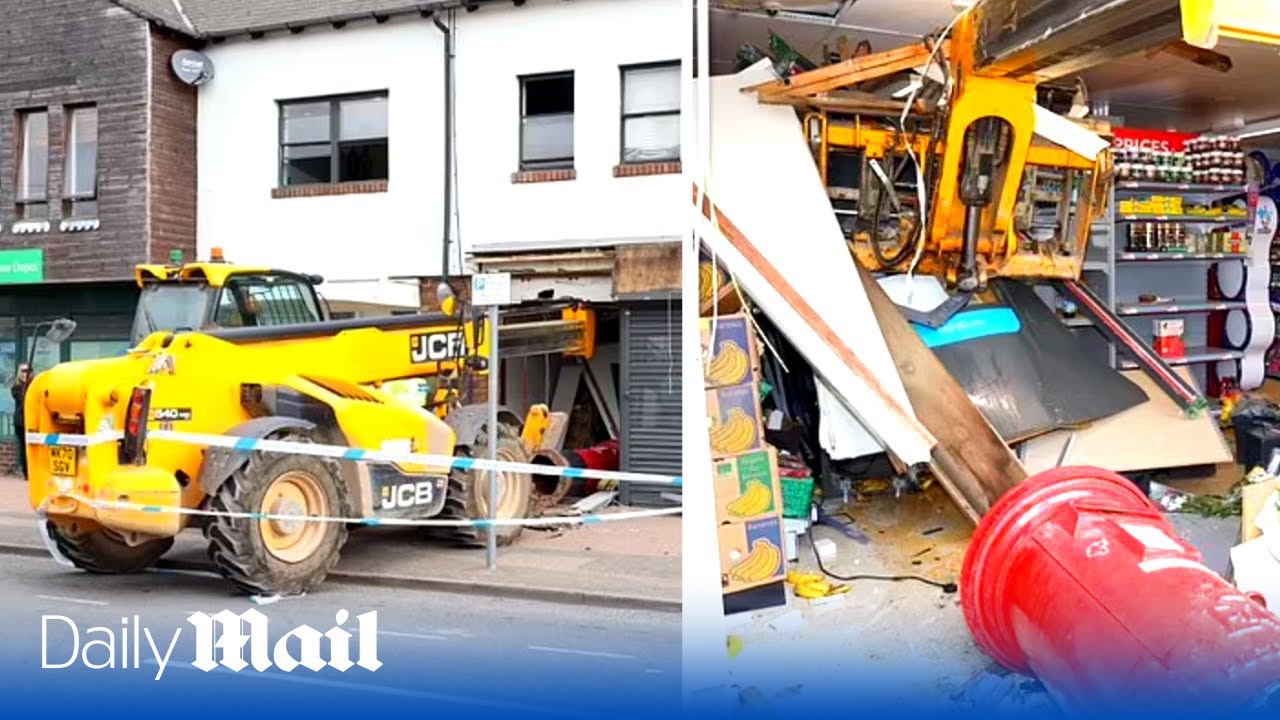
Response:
[708,0,1280,134]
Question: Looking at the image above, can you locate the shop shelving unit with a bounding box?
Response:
[1062,181,1268,392]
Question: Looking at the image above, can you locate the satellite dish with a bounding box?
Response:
[171,50,214,86]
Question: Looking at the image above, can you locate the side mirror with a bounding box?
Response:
[437,282,458,317]
[44,318,77,344]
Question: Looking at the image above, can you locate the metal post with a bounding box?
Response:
[486,303,500,570]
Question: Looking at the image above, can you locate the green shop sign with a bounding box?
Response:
[0,248,44,284]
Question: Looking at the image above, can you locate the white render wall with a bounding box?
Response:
[196,0,685,309]
[196,18,443,309]
[453,0,685,255]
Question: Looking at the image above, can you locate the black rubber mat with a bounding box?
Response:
[911,278,1148,443]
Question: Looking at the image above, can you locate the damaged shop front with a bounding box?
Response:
[690,1,1280,713]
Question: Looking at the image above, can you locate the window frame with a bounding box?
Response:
[518,70,575,172]
[16,108,50,218]
[277,90,389,188]
[218,273,325,328]
[63,104,99,201]
[619,61,681,165]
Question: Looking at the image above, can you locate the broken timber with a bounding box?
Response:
[697,184,1024,522]
[746,41,945,98]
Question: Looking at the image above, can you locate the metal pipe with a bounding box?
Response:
[960,204,981,289]
[433,11,455,281]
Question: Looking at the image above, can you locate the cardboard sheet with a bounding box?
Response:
[1019,367,1233,474]
[694,61,930,465]
[930,280,1148,442]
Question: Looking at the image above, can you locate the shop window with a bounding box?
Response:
[278,92,388,187]
[0,317,17,439]
[519,72,574,171]
[63,105,98,219]
[620,62,680,164]
[70,340,129,361]
[17,109,49,220]
[25,334,63,375]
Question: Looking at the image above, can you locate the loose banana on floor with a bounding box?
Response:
[785,569,850,599]
[727,538,782,584]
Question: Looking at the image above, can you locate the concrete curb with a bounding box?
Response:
[0,542,682,613]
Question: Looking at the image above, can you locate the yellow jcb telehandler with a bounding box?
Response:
[26,251,594,595]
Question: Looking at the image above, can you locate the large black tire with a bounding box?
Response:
[45,521,174,574]
[203,432,349,596]
[436,423,533,547]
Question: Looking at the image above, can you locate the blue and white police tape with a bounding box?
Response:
[40,492,681,528]
[26,430,683,487]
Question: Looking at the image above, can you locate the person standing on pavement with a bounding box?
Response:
[11,364,31,480]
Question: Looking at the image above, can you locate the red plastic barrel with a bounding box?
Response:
[962,466,1280,713]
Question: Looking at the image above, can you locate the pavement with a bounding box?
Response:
[0,477,681,611]
[0,550,680,714]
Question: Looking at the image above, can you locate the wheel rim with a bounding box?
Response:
[475,445,527,521]
[259,470,328,563]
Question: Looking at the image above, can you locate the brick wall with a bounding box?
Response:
[417,276,472,313]
[147,30,198,264]
[0,439,16,476]
[416,277,493,405]
[0,0,155,282]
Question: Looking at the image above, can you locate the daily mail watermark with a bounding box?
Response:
[41,608,381,680]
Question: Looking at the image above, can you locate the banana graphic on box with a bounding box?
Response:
[726,479,772,517]
[728,538,782,584]
[699,261,723,302]
[706,339,750,386]
[709,406,758,455]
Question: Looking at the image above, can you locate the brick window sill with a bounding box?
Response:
[613,161,682,178]
[272,180,388,199]
[511,168,576,184]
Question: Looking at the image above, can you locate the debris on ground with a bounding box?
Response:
[571,490,617,513]
[950,666,1053,712]
[785,570,851,600]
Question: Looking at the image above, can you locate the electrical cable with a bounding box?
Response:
[808,520,958,594]
[903,7,971,283]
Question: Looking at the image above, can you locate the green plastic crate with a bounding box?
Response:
[780,475,814,519]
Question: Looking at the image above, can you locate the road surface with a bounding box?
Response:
[0,549,679,716]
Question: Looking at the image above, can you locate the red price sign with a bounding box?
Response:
[1112,127,1198,153]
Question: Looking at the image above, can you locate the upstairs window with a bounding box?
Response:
[519,72,574,171]
[64,105,98,218]
[279,92,388,187]
[17,109,49,220]
[621,62,680,164]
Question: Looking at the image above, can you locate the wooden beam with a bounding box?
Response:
[697,182,1024,521]
[694,183,938,462]
[747,42,942,98]
[856,261,1027,518]
[613,243,681,296]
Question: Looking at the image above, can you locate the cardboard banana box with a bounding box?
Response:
[714,447,782,524]
[719,515,786,595]
[700,314,761,389]
[706,383,765,458]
